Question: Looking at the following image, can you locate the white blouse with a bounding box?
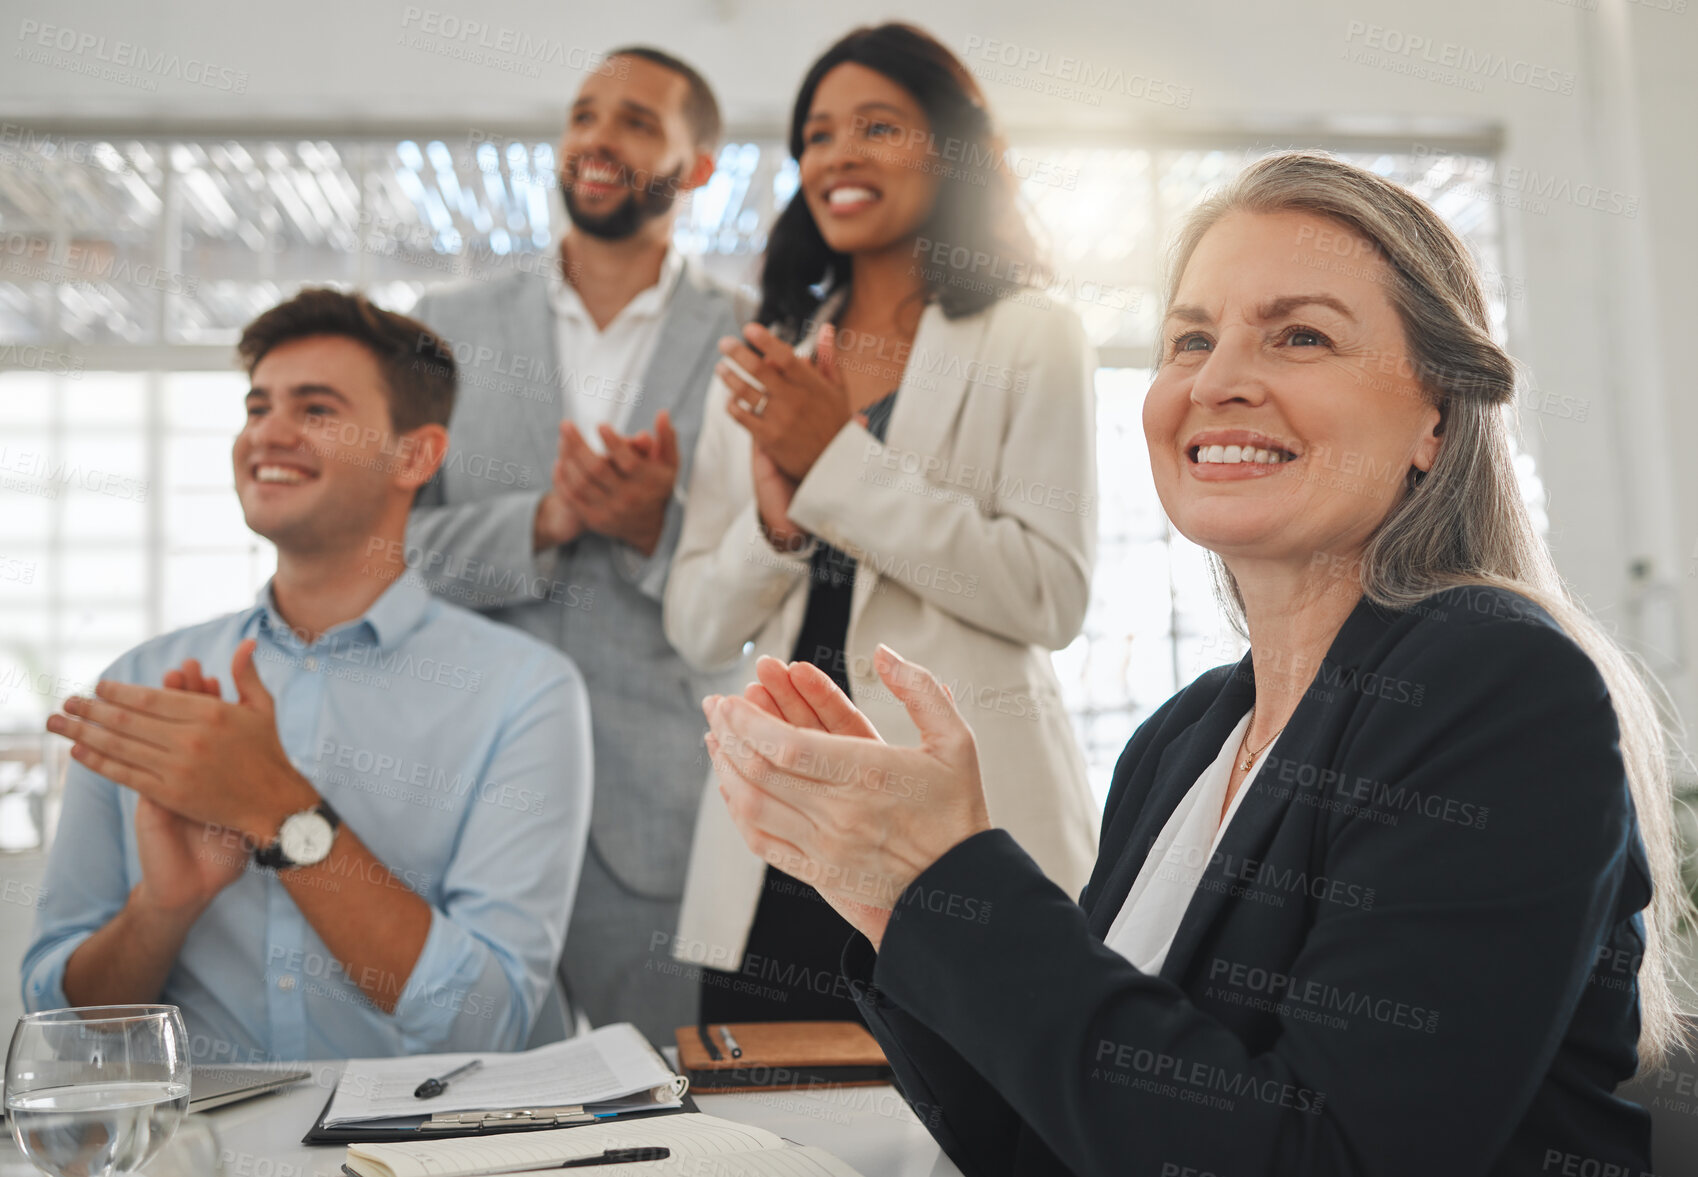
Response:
[1103,710,1280,975]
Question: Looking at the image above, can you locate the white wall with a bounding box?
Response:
[1627,3,1698,767]
[4,0,1694,732]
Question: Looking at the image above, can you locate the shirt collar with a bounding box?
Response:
[549,244,685,328]
[248,575,434,653]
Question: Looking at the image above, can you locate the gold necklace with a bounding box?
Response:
[1238,709,1286,771]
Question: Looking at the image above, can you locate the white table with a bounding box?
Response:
[0,1062,965,1177]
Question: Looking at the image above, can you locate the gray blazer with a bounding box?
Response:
[406,261,739,902]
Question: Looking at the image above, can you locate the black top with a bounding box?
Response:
[695,389,901,1024]
[788,389,899,690]
[844,585,1653,1176]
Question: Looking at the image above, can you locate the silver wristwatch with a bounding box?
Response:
[253,800,341,870]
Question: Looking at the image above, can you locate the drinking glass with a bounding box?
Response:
[4,1005,191,1177]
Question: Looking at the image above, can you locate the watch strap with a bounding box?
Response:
[254,799,341,870]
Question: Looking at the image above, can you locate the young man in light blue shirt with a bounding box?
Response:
[23,289,592,1062]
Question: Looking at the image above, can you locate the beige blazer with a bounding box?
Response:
[663,290,1101,968]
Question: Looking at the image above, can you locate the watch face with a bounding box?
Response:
[279,811,336,866]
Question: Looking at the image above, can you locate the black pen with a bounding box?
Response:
[413,1058,482,1099]
[477,1147,672,1174]
[558,1149,671,1169]
[696,1021,723,1062]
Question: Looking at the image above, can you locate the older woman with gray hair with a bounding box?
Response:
[701,152,1687,1176]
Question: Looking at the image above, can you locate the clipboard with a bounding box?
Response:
[301,1025,694,1145]
[302,1089,698,1145]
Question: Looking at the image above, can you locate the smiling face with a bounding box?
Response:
[1143,209,1443,577]
[798,62,941,257]
[557,55,706,240]
[234,335,436,557]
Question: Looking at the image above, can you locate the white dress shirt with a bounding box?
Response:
[548,245,683,451]
[1103,710,1280,975]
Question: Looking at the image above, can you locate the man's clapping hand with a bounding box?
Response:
[47,640,320,847]
[534,410,680,556]
[131,657,250,919]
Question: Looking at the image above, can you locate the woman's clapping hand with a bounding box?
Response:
[703,645,991,952]
[718,322,853,482]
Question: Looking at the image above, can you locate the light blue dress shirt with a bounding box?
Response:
[21,575,592,1062]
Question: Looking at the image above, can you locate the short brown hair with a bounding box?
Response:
[607,45,722,149]
[236,288,456,433]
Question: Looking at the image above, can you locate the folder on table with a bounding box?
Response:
[304,1023,691,1145]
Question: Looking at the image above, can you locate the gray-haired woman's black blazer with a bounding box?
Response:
[844,586,1654,1176]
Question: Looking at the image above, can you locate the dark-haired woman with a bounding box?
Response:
[663,23,1099,1021]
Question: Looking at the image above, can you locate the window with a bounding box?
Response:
[0,130,1525,812]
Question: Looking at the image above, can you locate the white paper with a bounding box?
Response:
[326,1023,679,1126]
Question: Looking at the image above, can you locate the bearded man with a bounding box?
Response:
[404,46,737,1042]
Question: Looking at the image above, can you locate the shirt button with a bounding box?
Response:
[302,656,318,671]
[278,975,296,992]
